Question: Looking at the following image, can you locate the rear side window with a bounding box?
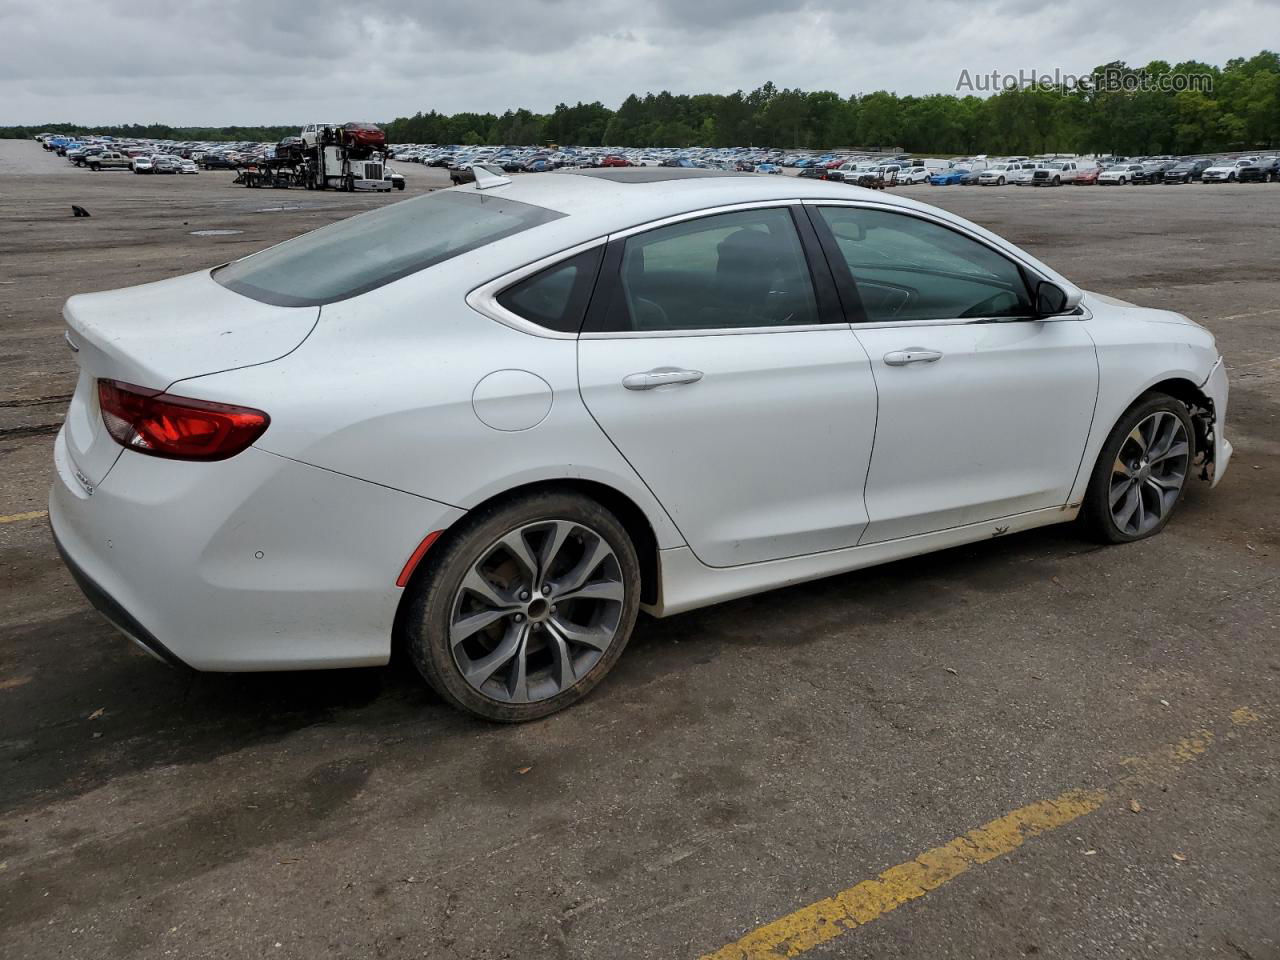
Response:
[592,207,821,332]
[496,247,604,333]
[215,191,565,306]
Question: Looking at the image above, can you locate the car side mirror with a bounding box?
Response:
[1034,280,1081,317]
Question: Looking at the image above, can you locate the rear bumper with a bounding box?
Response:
[51,429,465,671]
[53,525,188,668]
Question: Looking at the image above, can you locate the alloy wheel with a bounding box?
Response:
[448,520,626,704]
[1109,411,1190,536]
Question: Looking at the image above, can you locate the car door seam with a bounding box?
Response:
[849,328,881,548]
[574,334,692,552]
[1064,322,1104,507]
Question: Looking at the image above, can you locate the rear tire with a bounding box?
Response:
[1079,393,1195,544]
[404,491,641,722]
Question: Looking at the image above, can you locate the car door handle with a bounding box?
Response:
[883,349,943,366]
[622,368,704,391]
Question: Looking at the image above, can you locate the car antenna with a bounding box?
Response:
[472,165,511,191]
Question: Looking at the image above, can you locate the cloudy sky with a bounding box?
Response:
[3,0,1275,125]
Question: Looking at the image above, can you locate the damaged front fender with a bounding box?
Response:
[1195,357,1232,487]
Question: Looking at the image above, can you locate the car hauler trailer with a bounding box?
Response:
[304,123,395,192]
[234,124,404,192]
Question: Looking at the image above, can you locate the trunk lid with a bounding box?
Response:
[62,269,318,488]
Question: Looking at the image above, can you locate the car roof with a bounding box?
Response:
[451,167,894,237]
[425,167,1072,298]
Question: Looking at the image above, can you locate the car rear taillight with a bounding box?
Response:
[97,379,269,461]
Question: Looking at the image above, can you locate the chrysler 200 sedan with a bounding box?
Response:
[52,168,1231,721]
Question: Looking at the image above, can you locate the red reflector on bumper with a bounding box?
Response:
[396,530,443,587]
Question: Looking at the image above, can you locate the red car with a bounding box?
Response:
[341,122,386,148]
[600,155,631,167]
[1074,167,1101,185]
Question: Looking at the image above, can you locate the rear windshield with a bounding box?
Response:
[214,190,565,306]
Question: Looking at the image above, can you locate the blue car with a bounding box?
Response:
[929,168,972,186]
[756,163,782,174]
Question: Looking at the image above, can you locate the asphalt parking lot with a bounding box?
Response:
[1,138,1277,959]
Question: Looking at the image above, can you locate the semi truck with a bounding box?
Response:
[236,123,404,192]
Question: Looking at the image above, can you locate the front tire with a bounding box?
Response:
[404,491,641,722]
[1080,393,1195,544]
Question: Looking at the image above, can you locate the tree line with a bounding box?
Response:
[6,52,1277,155]
[384,53,1279,155]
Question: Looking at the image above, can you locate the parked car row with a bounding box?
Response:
[36,133,1280,191]
[37,133,291,172]
[46,142,202,174]
[1092,154,1279,185]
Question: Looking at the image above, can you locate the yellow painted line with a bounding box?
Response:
[698,709,1262,960]
[698,789,1105,960]
[0,510,47,525]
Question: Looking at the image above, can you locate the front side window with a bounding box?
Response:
[215,191,565,306]
[602,207,821,332]
[815,206,1032,323]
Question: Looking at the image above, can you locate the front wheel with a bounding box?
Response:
[1079,393,1194,544]
[405,492,641,722]
[997,176,1005,185]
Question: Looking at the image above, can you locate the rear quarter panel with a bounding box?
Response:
[179,267,687,551]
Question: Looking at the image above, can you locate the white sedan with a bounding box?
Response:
[52,169,1231,721]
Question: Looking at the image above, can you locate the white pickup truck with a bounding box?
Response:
[978,161,1033,186]
[1031,160,1093,186]
[999,161,1046,186]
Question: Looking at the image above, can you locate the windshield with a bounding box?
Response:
[214,191,565,306]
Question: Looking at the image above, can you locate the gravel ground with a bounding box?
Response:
[1,138,1277,960]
